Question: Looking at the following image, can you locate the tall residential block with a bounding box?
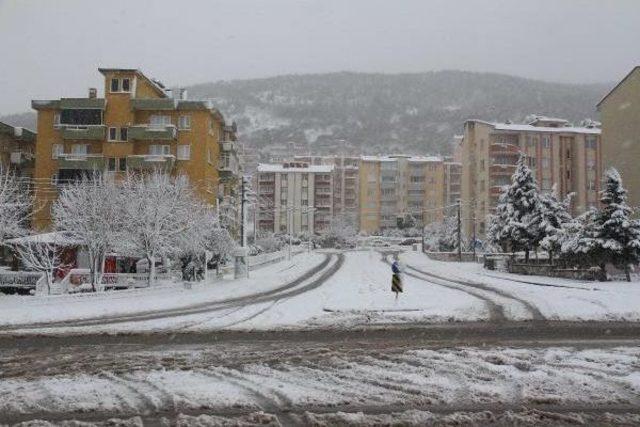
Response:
[31,68,241,229]
[358,155,445,233]
[256,161,335,235]
[597,66,640,210]
[294,155,360,226]
[461,116,602,238]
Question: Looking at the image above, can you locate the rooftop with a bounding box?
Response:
[467,119,601,135]
[257,163,334,173]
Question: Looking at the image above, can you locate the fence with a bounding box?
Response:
[59,268,180,293]
[0,271,44,293]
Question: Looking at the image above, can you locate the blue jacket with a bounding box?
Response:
[392,261,401,274]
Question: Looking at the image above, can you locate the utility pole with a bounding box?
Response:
[457,199,462,262]
[240,177,246,249]
[471,199,477,259]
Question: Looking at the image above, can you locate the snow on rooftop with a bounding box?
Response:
[5,232,79,246]
[493,123,601,134]
[257,163,334,173]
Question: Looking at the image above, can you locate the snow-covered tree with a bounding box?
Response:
[0,166,32,243]
[119,172,202,286]
[488,154,541,260]
[53,172,121,291]
[319,214,358,247]
[558,209,603,278]
[424,217,465,252]
[539,186,574,263]
[14,238,67,295]
[593,169,640,281]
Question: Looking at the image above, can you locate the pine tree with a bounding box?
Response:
[594,169,640,281]
[488,154,541,260]
[558,209,603,278]
[539,186,573,263]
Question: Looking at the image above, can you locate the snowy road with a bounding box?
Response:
[4,249,640,425]
[2,328,640,425]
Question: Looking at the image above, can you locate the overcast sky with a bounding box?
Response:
[0,0,639,115]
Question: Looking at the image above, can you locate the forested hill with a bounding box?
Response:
[2,70,610,155]
[187,70,609,155]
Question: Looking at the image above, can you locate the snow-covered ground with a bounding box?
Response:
[234,249,484,329]
[0,252,326,329]
[401,251,640,322]
[2,345,639,423]
[4,249,640,335]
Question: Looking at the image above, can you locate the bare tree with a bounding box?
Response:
[0,166,33,244]
[14,238,67,295]
[119,172,203,286]
[52,172,121,291]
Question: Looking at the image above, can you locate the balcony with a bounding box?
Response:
[57,153,105,170]
[128,124,177,141]
[59,98,106,110]
[221,141,237,152]
[126,154,176,172]
[489,164,516,176]
[490,143,521,156]
[61,125,106,140]
[130,98,176,111]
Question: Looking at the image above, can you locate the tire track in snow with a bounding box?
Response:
[380,252,506,321]
[5,253,334,331]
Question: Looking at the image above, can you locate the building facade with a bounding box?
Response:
[358,156,446,233]
[597,66,640,210]
[256,161,334,235]
[461,116,602,238]
[0,121,36,178]
[294,155,360,228]
[31,68,240,229]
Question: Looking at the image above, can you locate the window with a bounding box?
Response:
[542,136,551,148]
[53,113,61,127]
[119,157,127,172]
[120,127,128,141]
[149,145,170,155]
[587,179,596,191]
[178,115,191,130]
[541,158,550,168]
[149,115,171,128]
[52,143,64,159]
[108,127,117,141]
[207,148,212,164]
[108,157,117,171]
[528,157,537,168]
[71,144,88,155]
[177,144,191,160]
[586,136,598,149]
[121,78,131,92]
[60,109,102,125]
[110,78,119,92]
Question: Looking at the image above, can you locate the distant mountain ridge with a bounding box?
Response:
[2,70,611,156]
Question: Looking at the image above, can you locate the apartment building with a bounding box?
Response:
[294,155,360,226]
[0,121,36,178]
[597,66,640,210]
[461,116,602,238]
[256,161,334,235]
[443,159,462,215]
[31,68,241,229]
[358,155,445,233]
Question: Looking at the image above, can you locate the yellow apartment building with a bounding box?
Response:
[461,116,602,238]
[31,68,241,229]
[597,66,640,210]
[358,155,446,233]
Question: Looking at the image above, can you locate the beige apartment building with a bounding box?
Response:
[294,155,360,226]
[358,155,446,233]
[461,116,602,238]
[597,66,640,210]
[256,161,334,235]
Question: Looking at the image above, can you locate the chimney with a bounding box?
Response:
[88,88,97,99]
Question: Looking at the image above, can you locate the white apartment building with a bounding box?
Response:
[256,161,335,235]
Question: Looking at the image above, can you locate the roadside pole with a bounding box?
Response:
[457,199,462,262]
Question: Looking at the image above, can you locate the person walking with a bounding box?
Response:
[391,259,403,299]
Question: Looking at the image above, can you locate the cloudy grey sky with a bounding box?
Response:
[0,0,639,115]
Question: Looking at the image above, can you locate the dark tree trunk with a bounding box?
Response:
[625,265,631,282]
